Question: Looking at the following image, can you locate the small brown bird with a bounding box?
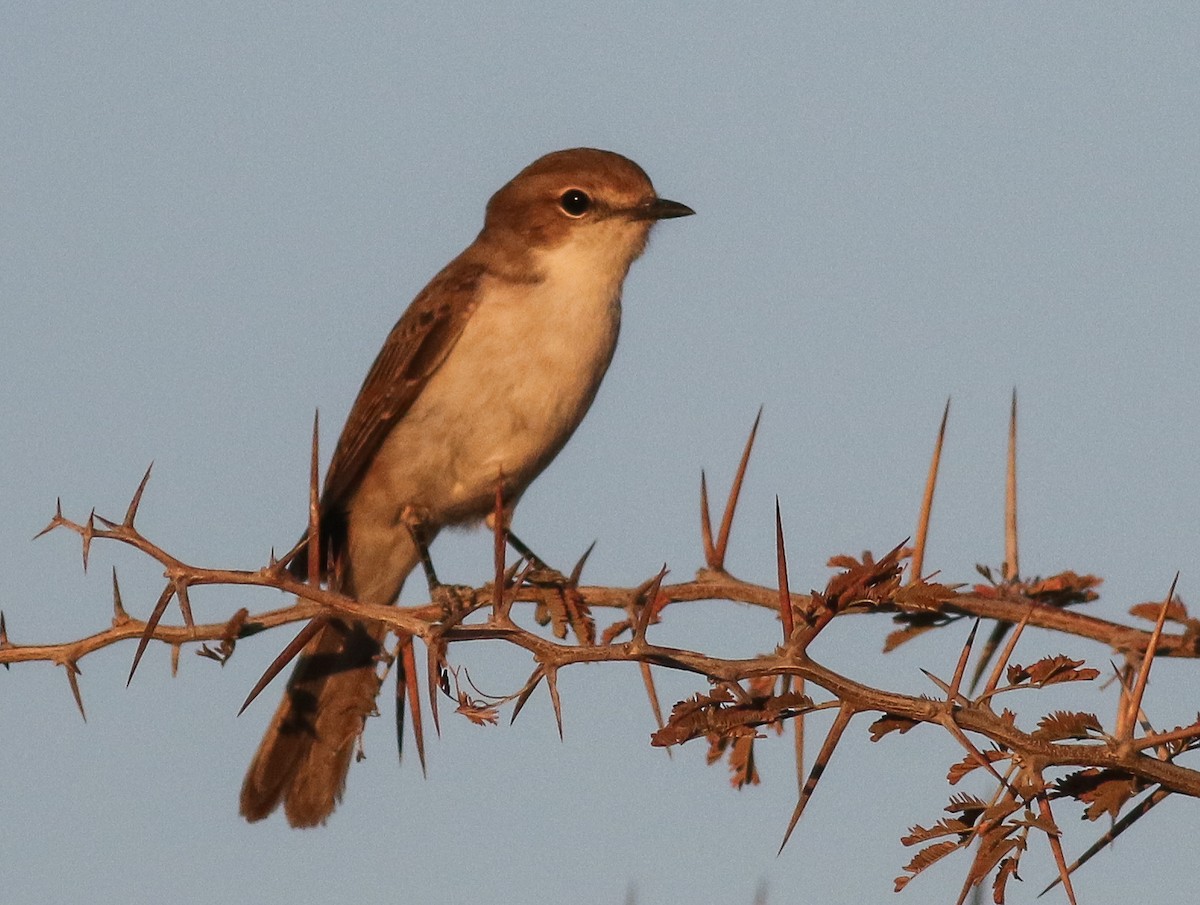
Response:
[240,148,693,827]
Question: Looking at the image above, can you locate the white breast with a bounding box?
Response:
[363,221,639,526]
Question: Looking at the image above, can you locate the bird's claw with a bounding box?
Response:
[432,583,476,617]
[524,566,570,588]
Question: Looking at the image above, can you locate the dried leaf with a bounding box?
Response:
[974,565,1100,612]
[544,590,569,640]
[1053,768,1143,821]
[560,587,595,645]
[968,830,1024,897]
[892,580,961,611]
[948,747,1010,784]
[869,713,920,741]
[1161,715,1200,756]
[196,607,248,665]
[456,693,500,727]
[900,817,973,846]
[1129,598,1190,624]
[1006,655,1099,688]
[1021,571,1102,607]
[1013,806,1058,835]
[706,733,760,788]
[1032,711,1102,742]
[884,609,954,651]
[820,544,907,615]
[992,855,1021,904]
[601,618,632,645]
[883,580,962,651]
[653,683,813,748]
[895,839,962,891]
[946,793,989,822]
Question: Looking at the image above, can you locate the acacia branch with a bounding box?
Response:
[8,478,1200,903]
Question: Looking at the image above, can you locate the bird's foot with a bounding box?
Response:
[523,565,570,588]
[431,583,476,618]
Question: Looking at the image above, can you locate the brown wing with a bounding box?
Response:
[320,257,485,513]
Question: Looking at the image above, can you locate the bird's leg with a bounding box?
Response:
[482,474,567,586]
[499,524,595,644]
[504,529,572,588]
[403,508,475,617]
[504,530,549,572]
[479,502,563,586]
[403,510,441,590]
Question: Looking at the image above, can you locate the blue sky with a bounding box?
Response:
[3,5,1200,903]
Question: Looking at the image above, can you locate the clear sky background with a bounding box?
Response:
[3,5,1199,904]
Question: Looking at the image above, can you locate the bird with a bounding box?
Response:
[239,148,693,827]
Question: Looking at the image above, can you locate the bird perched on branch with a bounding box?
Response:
[240,148,693,827]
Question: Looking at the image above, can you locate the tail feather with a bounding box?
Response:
[240,618,387,827]
[243,511,421,826]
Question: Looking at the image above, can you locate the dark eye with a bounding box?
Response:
[558,189,592,217]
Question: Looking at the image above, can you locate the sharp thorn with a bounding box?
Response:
[638,661,668,743]
[910,397,950,583]
[947,619,979,701]
[568,540,597,587]
[307,410,322,588]
[426,641,443,737]
[546,667,564,740]
[401,638,426,777]
[111,568,129,623]
[980,606,1032,699]
[66,661,86,722]
[123,462,155,527]
[33,498,65,540]
[238,617,326,715]
[394,637,407,765]
[715,407,762,570]
[775,497,795,642]
[176,581,195,632]
[511,666,545,725]
[1124,572,1179,738]
[81,509,96,572]
[127,582,176,686]
[778,703,854,854]
[1004,388,1019,581]
[492,476,507,616]
[700,470,716,567]
[633,565,669,641]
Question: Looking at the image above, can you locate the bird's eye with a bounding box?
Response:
[558,189,592,217]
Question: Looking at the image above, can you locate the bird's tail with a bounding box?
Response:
[239,617,388,827]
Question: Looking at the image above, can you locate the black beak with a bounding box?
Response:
[635,197,695,221]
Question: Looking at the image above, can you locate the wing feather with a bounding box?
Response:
[321,259,485,514]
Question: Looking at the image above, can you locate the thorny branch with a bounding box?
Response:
[6,409,1200,904]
